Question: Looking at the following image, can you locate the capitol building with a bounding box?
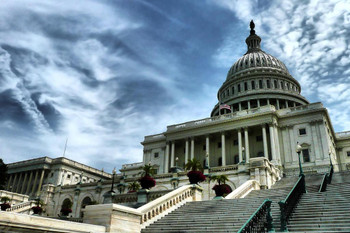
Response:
[1,22,350,233]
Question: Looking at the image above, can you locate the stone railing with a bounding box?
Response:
[336,131,350,138]
[84,185,203,233]
[0,190,29,205]
[210,164,238,173]
[6,200,36,213]
[167,105,275,132]
[278,102,324,116]
[225,180,260,199]
[113,190,170,204]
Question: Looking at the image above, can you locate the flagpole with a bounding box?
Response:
[62,138,68,157]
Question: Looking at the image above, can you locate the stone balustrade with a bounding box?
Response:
[83,184,203,233]
[6,200,36,213]
[0,190,29,205]
[336,131,350,138]
[225,180,260,199]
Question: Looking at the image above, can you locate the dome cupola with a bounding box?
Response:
[211,21,309,117]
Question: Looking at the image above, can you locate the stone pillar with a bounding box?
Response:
[262,125,269,159]
[293,102,296,107]
[6,174,12,191]
[269,124,277,162]
[247,101,251,109]
[170,141,175,168]
[267,99,270,105]
[274,125,281,163]
[26,171,33,194]
[16,172,23,193]
[31,170,39,195]
[244,128,250,162]
[165,143,169,173]
[185,139,189,164]
[11,173,18,192]
[257,99,260,107]
[205,135,210,157]
[20,172,28,194]
[276,99,280,109]
[285,100,289,108]
[37,169,45,196]
[221,132,226,166]
[238,129,243,163]
[239,103,242,111]
[190,138,194,160]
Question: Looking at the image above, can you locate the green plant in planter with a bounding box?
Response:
[138,164,156,190]
[31,198,44,215]
[211,174,232,197]
[0,197,11,211]
[185,158,206,184]
[128,181,141,193]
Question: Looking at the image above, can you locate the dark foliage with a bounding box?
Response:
[139,175,156,189]
[212,184,232,197]
[187,170,206,184]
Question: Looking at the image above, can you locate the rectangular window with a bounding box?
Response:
[238,84,241,92]
[266,80,270,88]
[232,86,235,94]
[259,80,263,89]
[233,140,238,145]
[299,128,307,135]
[218,142,222,148]
[280,81,283,89]
[234,155,239,164]
[302,149,310,162]
[67,174,71,179]
[226,89,229,96]
[256,135,263,142]
[274,80,277,88]
[154,152,159,158]
[244,82,248,91]
[251,81,255,89]
[347,151,350,157]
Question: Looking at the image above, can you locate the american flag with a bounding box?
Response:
[219,103,231,111]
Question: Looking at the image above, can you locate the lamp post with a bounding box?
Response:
[328,149,333,167]
[175,157,178,168]
[296,142,303,177]
[110,168,116,192]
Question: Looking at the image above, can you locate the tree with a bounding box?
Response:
[210,175,229,185]
[210,174,232,197]
[139,164,156,189]
[128,181,140,193]
[0,159,8,190]
[140,164,156,177]
[184,158,203,172]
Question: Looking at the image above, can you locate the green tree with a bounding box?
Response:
[0,159,8,190]
[185,158,203,172]
[128,181,141,192]
[140,164,156,177]
[210,174,229,185]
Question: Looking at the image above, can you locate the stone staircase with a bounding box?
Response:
[288,182,350,232]
[142,172,349,233]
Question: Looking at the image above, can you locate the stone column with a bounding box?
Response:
[6,174,12,191]
[257,99,260,107]
[276,99,280,109]
[247,101,251,109]
[11,173,18,192]
[244,128,250,162]
[170,141,175,168]
[269,124,277,161]
[165,143,169,173]
[20,172,28,194]
[185,139,189,164]
[190,138,194,160]
[36,169,45,196]
[293,102,296,107]
[16,172,23,193]
[221,132,226,166]
[31,170,39,195]
[267,99,270,105]
[285,100,289,108]
[274,125,281,163]
[26,171,33,194]
[205,135,210,167]
[238,103,242,111]
[262,125,269,159]
[238,129,243,163]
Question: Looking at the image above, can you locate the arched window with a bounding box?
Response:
[232,86,235,94]
[80,196,93,218]
[266,80,271,88]
[259,80,263,89]
[238,84,241,92]
[251,80,255,89]
[274,80,278,89]
[60,198,73,217]
[244,82,248,91]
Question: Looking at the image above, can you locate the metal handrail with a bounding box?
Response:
[237,199,274,233]
[278,175,306,232]
[319,165,334,192]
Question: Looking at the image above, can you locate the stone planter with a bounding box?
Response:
[187,171,206,184]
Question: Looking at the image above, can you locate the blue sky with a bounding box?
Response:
[0,0,349,173]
